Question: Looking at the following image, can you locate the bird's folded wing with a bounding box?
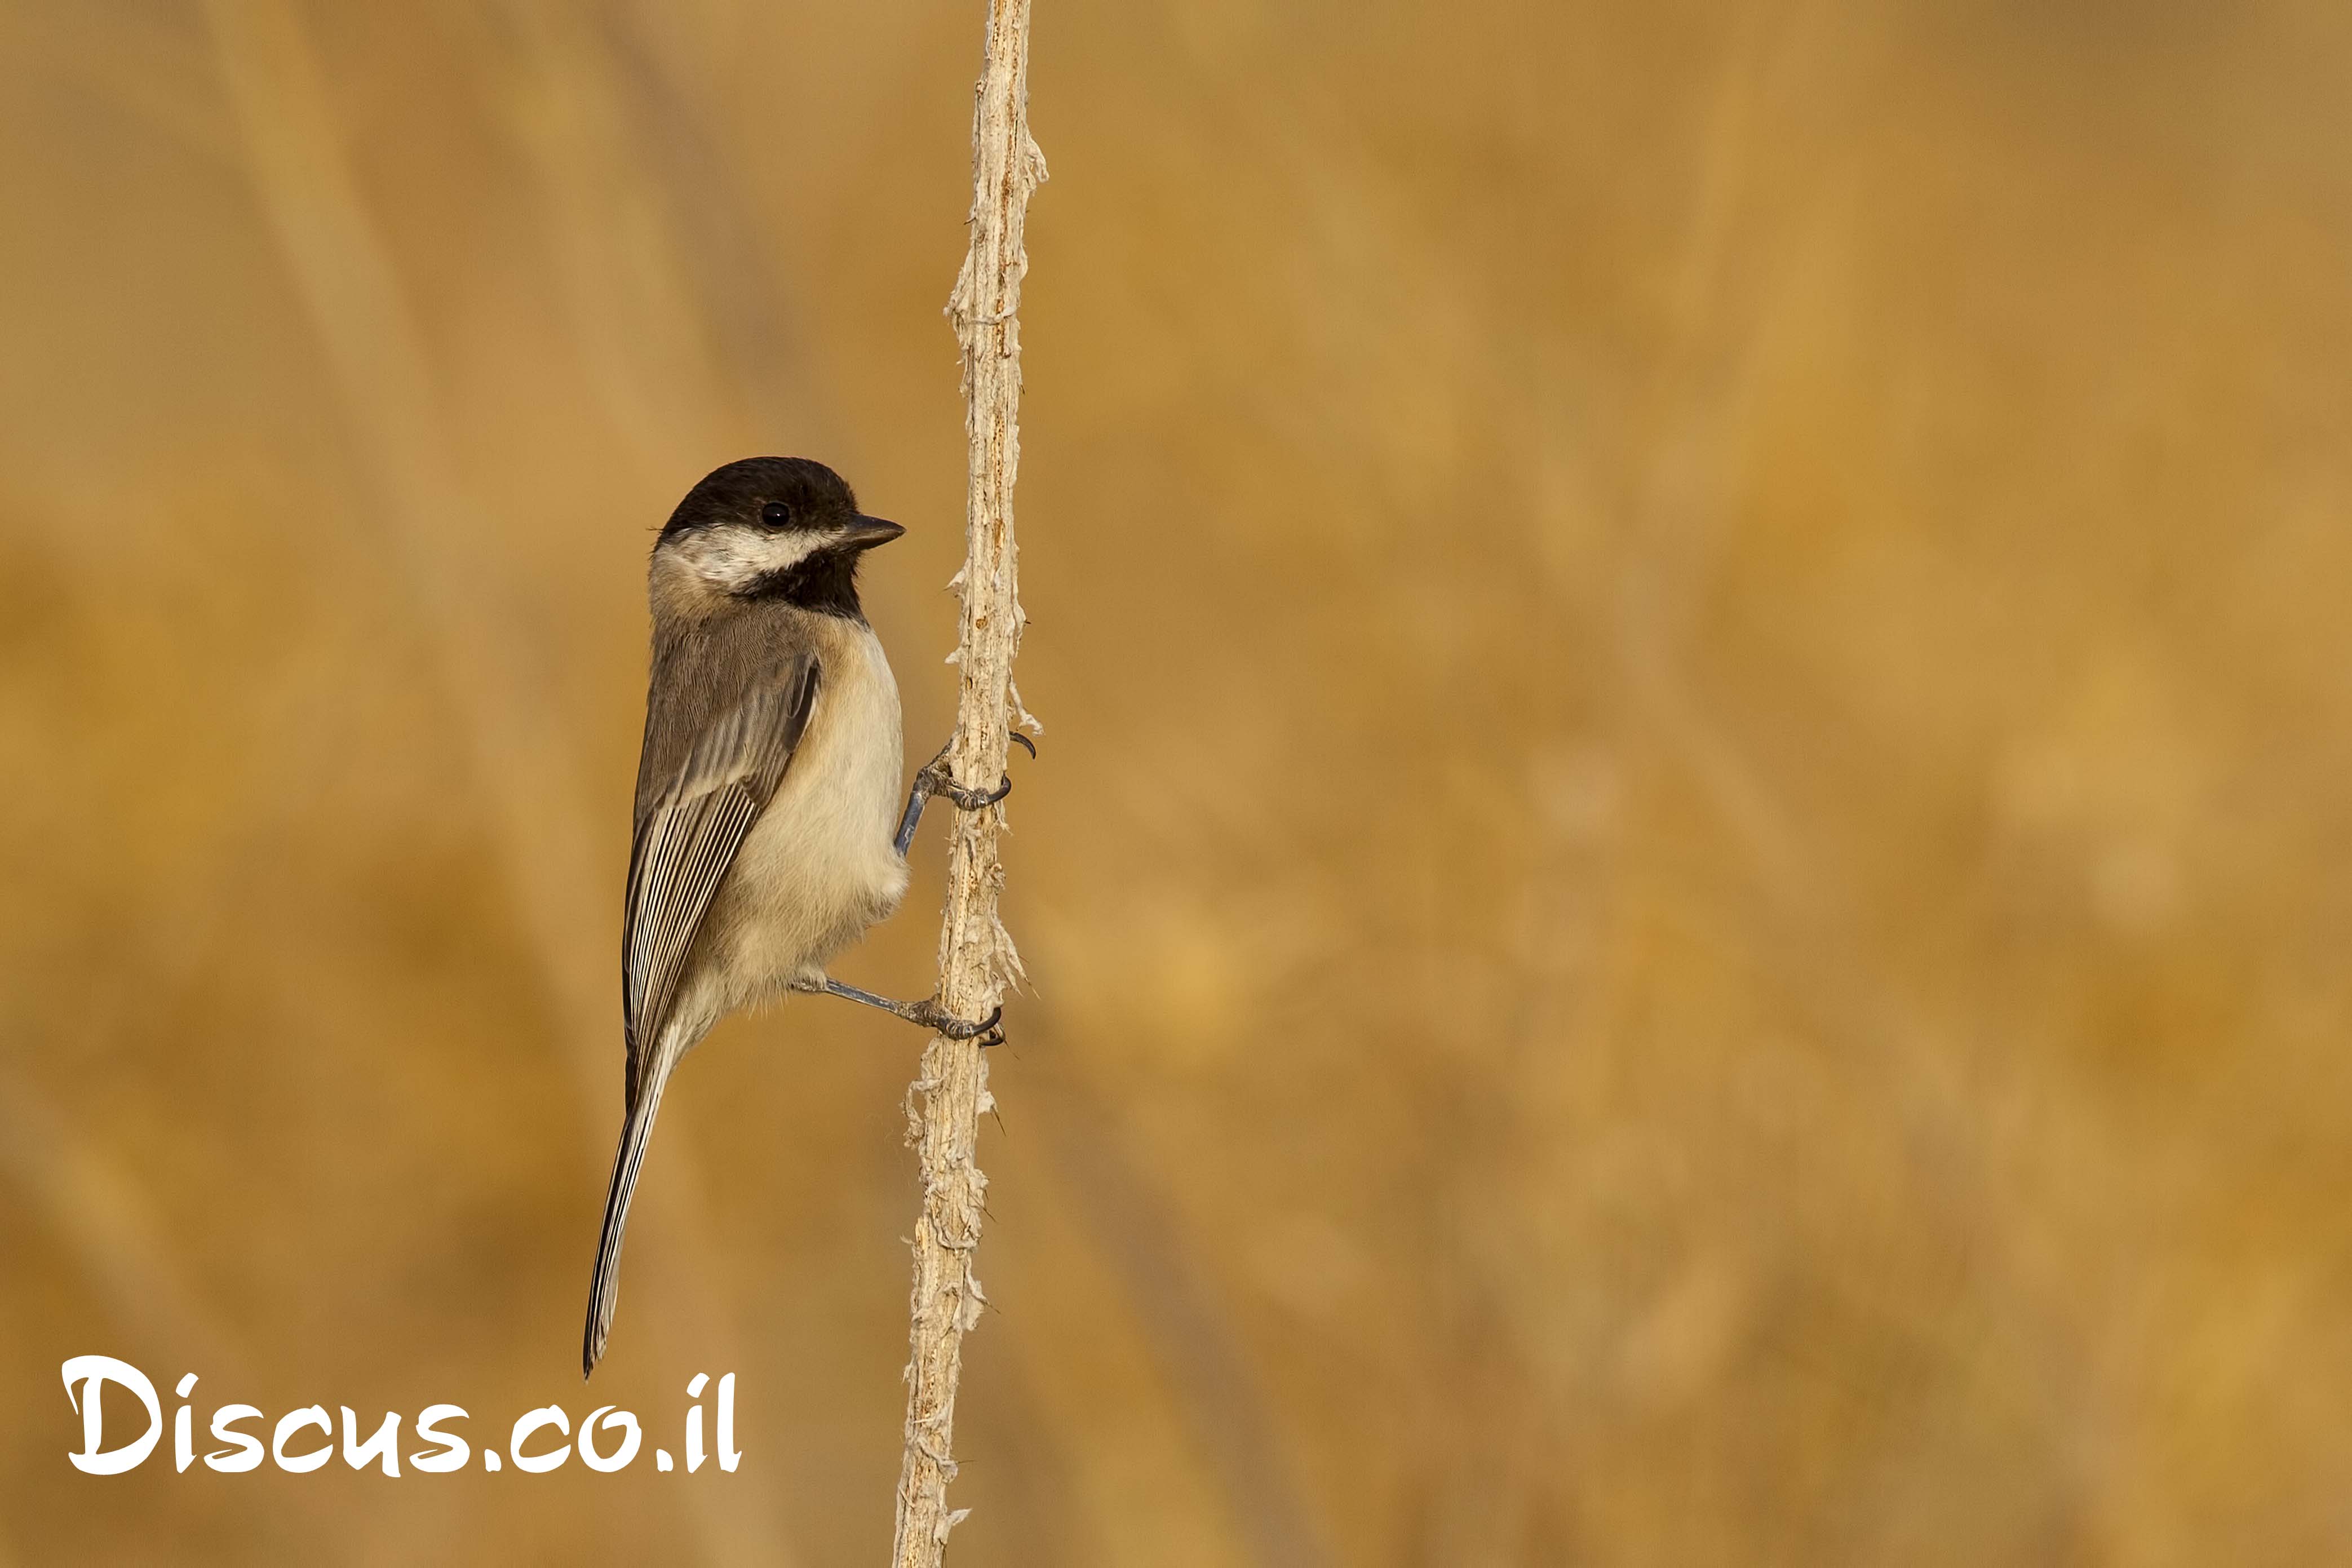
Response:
[622,655,821,1102]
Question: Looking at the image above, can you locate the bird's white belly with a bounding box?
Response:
[697,622,908,1007]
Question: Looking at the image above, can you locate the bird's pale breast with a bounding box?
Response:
[696,617,908,1009]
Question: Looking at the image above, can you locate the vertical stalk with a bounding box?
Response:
[892,2,1044,1563]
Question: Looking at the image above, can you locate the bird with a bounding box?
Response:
[583,456,1025,1376]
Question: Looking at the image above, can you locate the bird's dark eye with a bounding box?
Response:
[761,502,792,528]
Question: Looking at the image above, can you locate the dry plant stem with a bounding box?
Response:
[892,1,1045,1562]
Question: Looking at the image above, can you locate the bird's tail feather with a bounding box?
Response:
[583,1048,677,1376]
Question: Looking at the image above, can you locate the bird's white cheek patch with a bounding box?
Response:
[675,525,828,589]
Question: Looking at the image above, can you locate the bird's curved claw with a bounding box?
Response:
[918,731,1034,810]
[941,733,1033,809]
[911,996,1003,1043]
[919,758,1012,811]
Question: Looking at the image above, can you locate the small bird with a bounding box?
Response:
[583,457,1022,1376]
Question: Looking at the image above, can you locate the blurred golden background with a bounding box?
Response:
[5,0,2349,1562]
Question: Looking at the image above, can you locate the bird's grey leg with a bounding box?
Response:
[893,732,1035,857]
[792,976,1005,1046]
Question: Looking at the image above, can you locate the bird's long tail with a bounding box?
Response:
[583,1047,678,1376]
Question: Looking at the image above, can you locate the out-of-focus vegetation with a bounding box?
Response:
[4,1,2350,1563]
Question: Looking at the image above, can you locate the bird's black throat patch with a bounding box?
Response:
[738,547,866,621]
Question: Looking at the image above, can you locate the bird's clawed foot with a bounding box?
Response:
[919,730,1035,811]
[803,977,1005,1047]
[920,759,1011,811]
[894,731,1037,855]
[908,995,1006,1046]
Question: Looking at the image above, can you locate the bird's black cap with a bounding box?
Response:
[660,456,869,541]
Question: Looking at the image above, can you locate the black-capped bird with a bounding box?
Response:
[583,457,1023,1376]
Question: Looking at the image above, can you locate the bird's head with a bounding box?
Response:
[652,457,904,619]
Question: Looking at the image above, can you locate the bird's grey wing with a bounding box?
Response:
[622,652,821,1102]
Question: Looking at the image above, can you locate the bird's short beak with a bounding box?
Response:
[841,515,906,551]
